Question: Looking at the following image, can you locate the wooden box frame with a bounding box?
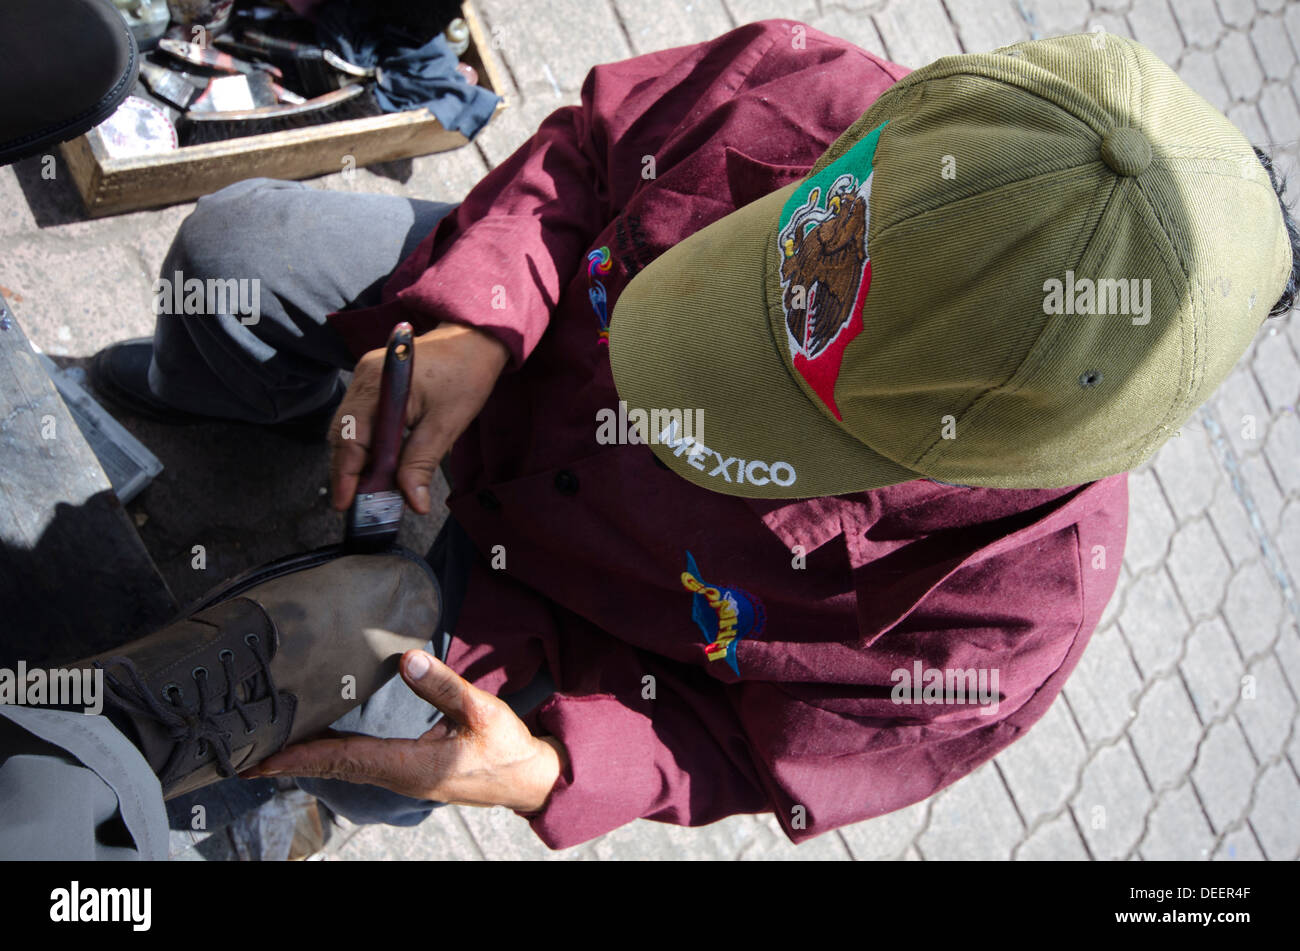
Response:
[61,2,505,217]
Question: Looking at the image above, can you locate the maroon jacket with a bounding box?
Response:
[329,20,1128,848]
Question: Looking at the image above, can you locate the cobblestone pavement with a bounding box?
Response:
[3,0,1298,860]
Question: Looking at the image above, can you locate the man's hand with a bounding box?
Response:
[245,650,568,813]
[330,323,509,514]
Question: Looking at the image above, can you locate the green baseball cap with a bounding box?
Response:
[609,32,1292,499]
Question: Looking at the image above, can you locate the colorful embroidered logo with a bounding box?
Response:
[777,121,887,421]
[681,551,765,675]
[588,246,613,343]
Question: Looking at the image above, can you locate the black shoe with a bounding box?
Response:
[89,338,344,443]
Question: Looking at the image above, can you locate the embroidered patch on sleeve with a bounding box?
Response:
[588,245,613,343]
[681,551,766,675]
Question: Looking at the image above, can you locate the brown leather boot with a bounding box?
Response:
[78,546,439,800]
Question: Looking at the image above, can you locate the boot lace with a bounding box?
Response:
[94,632,281,781]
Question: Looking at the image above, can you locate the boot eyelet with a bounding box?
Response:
[218,649,234,662]
[192,666,208,681]
[244,724,256,735]
[245,633,260,647]
[196,740,208,757]
[163,683,182,703]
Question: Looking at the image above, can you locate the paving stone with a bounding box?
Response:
[331,806,488,861]
[915,762,1023,860]
[871,0,963,67]
[454,803,594,859]
[1226,101,1270,147]
[1275,498,1300,582]
[1153,420,1219,520]
[1123,469,1177,573]
[994,696,1089,823]
[1191,716,1258,830]
[1235,653,1296,759]
[1256,0,1286,14]
[1015,810,1090,860]
[614,0,733,55]
[1139,782,1216,859]
[1207,481,1260,567]
[1212,824,1265,859]
[1119,567,1193,675]
[1167,519,1233,620]
[1216,29,1266,102]
[1171,0,1226,47]
[740,815,854,859]
[0,165,39,238]
[724,0,819,23]
[1240,451,1285,532]
[1019,0,1091,36]
[943,0,1030,52]
[1214,0,1255,31]
[0,237,154,357]
[1250,14,1298,81]
[1070,741,1151,860]
[0,152,108,239]
[1086,12,1133,41]
[1212,366,1272,458]
[808,7,890,60]
[475,0,632,94]
[1259,80,1300,145]
[1286,1,1300,53]
[1128,674,1203,788]
[1288,307,1300,365]
[1178,49,1233,113]
[1182,617,1248,725]
[1274,624,1300,695]
[1131,0,1192,65]
[1063,623,1144,742]
[588,812,745,859]
[1253,325,1300,414]
[1247,760,1300,858]
[127,202,198,286]
[1262,411,1300,499]
[838,799,929,860]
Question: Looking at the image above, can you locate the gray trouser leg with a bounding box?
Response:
[148,177,456,424]
[0,705,167,860]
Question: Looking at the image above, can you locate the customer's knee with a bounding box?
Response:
[169,178,302,284]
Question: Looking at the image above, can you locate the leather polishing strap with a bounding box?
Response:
[345,323,414,551]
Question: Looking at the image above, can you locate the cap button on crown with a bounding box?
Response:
[1100,127,1152,177]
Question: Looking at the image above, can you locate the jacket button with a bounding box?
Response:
[477,489,501,511]
[554,470,579,495]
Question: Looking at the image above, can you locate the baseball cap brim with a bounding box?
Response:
[608,182,921,500]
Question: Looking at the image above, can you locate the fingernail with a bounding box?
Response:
[405,651,430,679]
[414,485,430,513]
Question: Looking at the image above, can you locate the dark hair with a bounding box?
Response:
[1256,147,1300,319]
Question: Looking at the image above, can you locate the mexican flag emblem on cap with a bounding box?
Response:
[777,120,888,421]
